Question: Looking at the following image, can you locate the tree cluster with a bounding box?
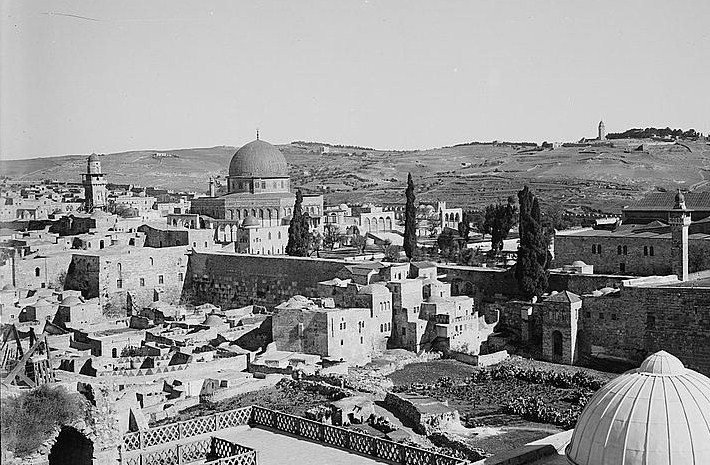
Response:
[606,127,700,140]
[482,197,518,253]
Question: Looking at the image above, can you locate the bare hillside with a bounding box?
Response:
[3,139,708,212]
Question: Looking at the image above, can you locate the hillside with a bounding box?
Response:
[2,139,709,212]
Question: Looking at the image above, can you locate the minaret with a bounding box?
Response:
[598,120,606,141]
[82,153,107,212]
[208,177,216,197]
[669,189,691,281]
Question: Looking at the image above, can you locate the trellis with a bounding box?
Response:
[123,405,465,465]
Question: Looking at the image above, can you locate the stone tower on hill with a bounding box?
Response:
[597,120,605,140]
[670,189,691,281]
[82,153,107,212]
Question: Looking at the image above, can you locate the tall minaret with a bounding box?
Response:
[669,189,691,281]
[82,153,107,212]
[208,177,216,197]
[598,120,606,141]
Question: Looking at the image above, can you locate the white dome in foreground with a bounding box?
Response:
[566,350,710,465]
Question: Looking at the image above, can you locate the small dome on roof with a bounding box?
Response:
[60,296,82,306]
[202,314,223,326]
[571,260,587,267]
[242,215,260,228]
[358,283,389,295]
[2,284,16,291]
[88,153,99,162]
[566,350,710,465]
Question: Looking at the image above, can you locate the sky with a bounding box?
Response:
[1,0,709,160]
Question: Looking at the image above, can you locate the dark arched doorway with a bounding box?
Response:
[551,331,563,363]
[49,426,93,465]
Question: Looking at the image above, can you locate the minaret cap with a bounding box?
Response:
[674,189,686,209]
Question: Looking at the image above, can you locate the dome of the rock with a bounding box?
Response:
[229,139,288,178]
[566,350,710,465]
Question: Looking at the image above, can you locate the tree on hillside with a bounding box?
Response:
[483,197,517,253]
[403,173,417,259]
[286,190,310,256]
[515,186,550,299]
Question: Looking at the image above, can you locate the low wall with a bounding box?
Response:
[449,350,509,367]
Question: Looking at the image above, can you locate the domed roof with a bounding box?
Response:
[60,296,83,306]
[242,215,260,228]
[202,314,223,327]
[229,139,288,178]
[566,350,710,465]
[88,153,99,162]
[571,260,587,267]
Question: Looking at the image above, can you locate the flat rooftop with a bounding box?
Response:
[216,426,387,465]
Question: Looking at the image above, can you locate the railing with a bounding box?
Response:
[124,405,465,465]
[123,436,256,465]
[123,406,252,452]
[250,406,464,465]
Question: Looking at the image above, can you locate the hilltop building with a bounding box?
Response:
[82,154,108,212]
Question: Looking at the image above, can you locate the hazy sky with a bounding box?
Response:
[1,0,709,160]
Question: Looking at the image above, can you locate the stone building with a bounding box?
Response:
[540,291,582,364]
[64,245,189,312]
[271,296,375,365]
[554,191,705,278]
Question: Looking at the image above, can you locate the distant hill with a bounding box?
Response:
[2,138,709,212]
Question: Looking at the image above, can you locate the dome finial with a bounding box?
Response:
[256,128,260,140]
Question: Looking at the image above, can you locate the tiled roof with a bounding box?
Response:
[625,192,710,211]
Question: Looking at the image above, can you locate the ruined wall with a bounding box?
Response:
[185,253,348,309]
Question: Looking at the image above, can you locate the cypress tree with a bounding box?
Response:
[286,190,309,256]
[515,186,550,299]
[403,173,417,259]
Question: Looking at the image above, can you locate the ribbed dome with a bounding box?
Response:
[566,350,710,465]
[229,140,288,178]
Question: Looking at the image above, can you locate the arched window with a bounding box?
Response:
[649,246,654,256]
[623,245,628,255]
[149,257,154,267]
[35,267,41,277]
[268,232,271,240]
[592,244,597,254]
[644,246,648,256]
[617,245,622,255]
[278,231,281,239]
[117,263,122,273]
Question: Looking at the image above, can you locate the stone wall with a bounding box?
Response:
[554,234,710,276]
[185,253,348,309]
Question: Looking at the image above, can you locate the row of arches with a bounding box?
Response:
[443,212,461,222]
[362,216,394,233]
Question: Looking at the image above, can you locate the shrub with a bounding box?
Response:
[0,384,90,456]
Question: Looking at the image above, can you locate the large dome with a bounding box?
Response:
[229,139,288,178]
[566,350,710,465]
